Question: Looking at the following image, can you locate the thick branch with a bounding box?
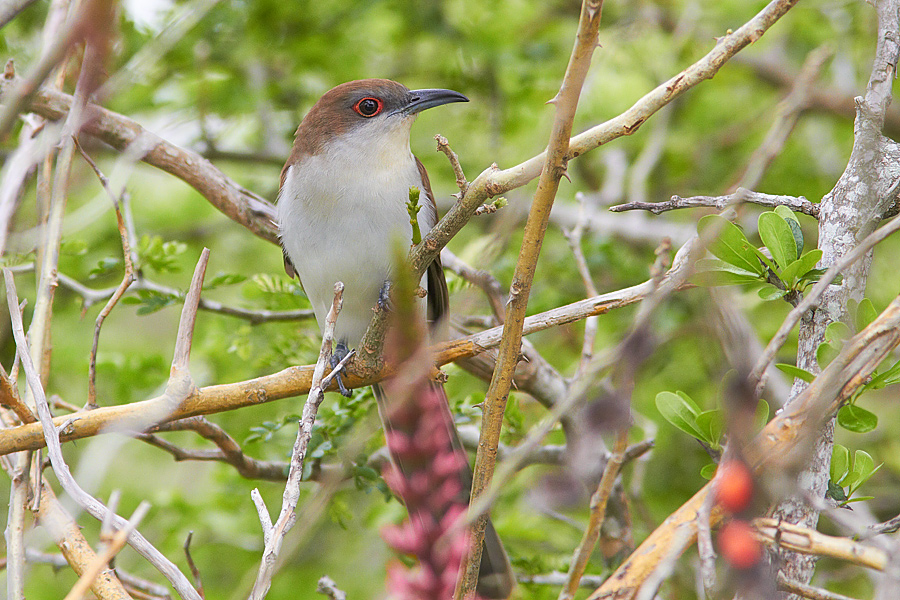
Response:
[588,293,900,599]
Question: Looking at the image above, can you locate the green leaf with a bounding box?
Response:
[137,235,187,273]
[818,321,851,367]
[700,463,718,480]
[865,358,900,390]
[750,245,780,274]
[776,363,816,383]
[831,444,849,482]
[826,479,848,503]
[779,249,823,288]
[204,273,248,290]
[837,404,878,433]
[774,206,805,258]
[755,400,769,429]
[758,284,787,301]
[693,258,764,286]
[758,212,798,271]
[655,391,705,440]
[798,268,843,287]
[844,495,875,504]
[855,298,878,332]
[825,321,852,346]
[697,215,764,275]
[696,409,724,448]
[773,205,798,224]
[816,342,839,368]
[847,450,880,496]
[89,257,123,279]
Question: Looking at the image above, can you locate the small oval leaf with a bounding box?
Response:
[758,212,798,271]
[837,404,878,433]
[655,391,705,440]
[698,215,765,275]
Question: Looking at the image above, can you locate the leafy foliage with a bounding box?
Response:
[693,209,840,301]
[1,1,898,599]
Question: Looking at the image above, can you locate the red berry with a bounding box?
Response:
[718,520,763,569]
[715,460,754,513]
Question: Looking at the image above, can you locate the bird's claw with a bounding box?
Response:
[331,341,352,397]
[377,281,392,312]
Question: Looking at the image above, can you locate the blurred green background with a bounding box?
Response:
[2,0,899,598]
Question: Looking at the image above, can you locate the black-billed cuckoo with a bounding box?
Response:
[277,79,514,599]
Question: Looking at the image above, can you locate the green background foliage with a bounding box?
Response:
[2,1,899,598]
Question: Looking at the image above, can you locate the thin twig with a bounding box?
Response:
[75,140,137,408]
[755,518,887,571]
[435,134,468,197]
[3,269,202,600]
[248,282,344,600]
[52,268,314,323]
[440,249,506,323]
[775,574,858,600]
[316,576,347,600]
[867,514,900,537]
[731,44,833,192]
[0,275,664,455]
[559,428,629,600]
[183,532,204,599]
[610,189,819,218]
[563,192,600,380]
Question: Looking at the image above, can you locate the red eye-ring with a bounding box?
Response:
[353,97,383,117]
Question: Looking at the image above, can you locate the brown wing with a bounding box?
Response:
[415,157,449,330]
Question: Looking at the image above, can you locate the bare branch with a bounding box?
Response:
[732,44,833,192]
[755,518,887,571]
[3,269,202,600]
[75,140,137,408]
[0,0,41,29]
[457,3,605,594]
[775,574,858,600]
[559,429,629,600]
[588,292,900,599]
[62,502,151,600]
[5,449,30,600]
[0,274,662,456]
[170,249,210,382]
[611,189,819,218]
[248,282,344,600]
[435,134,468,196]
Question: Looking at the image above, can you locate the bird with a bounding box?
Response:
[276,79,515,599]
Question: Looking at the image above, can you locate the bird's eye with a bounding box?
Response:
[353,97,383,117]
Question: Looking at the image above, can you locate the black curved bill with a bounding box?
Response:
[400,88,469,115]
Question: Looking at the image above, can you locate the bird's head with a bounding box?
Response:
[290,79,468,160]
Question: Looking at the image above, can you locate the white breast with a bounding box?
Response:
[277,122,434,345]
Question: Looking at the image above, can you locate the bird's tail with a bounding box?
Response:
[374,382,515,599]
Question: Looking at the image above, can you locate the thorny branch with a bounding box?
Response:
[456,3,605,595]
[248,283,346,600]
[3,269,202,600]
[611,189,820,218]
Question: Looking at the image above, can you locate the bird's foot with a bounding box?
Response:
[377,280,392,312]
[330,341,352,397]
